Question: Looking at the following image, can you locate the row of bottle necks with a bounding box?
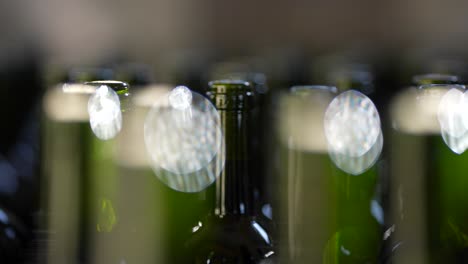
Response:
[4,55,468,263]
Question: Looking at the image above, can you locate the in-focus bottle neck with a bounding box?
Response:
[207,80,257,216]
[215,108,255,216]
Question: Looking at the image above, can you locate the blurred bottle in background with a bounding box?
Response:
[311,54,393,249]
[275,85,385,263]
[142,84,216,263]
[389,73,468,263]
[41,78,167,263]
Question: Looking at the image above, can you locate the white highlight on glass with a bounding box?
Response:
[340,246,351,256]
[144,86,224,192]
[0,209,8,224]
[324,90,383,175]
[88,85,122,140]
[324,90,381,157]
[371,199,384,225]
[169,86,193,110]
[437,87,468,154]
[191,221,203,233]
[252,221,271,244]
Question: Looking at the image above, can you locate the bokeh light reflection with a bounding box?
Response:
[324,90,383,175]
[88,85,123,140]
[144,86,224,192]
[436,85,468,154]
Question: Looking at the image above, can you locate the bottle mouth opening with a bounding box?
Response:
[208,80,254,98]
[412,73,459,85]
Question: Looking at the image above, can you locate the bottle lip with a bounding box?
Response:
[208,79,250,87]
[84,80,131,112]
[290,85,338,94]
[412,73,459,85]
[417,83,466,91]
[207,80,255,110]
[85,80,130,94]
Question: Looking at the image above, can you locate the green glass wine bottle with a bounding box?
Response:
[275,85,384,264]
[389,74,468,264]
[208,62,273,221]
[135,84,213,264]
[42,80,156,264]
[80,81,128,264]
[186,80,275,263]
[111,83,183,264]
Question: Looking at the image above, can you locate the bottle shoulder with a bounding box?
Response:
[186,214,276,263]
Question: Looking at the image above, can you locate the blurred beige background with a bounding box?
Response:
[3,0,468,65]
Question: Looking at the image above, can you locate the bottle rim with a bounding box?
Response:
[417,83,466,91]
[85,80,130,94]
[208,79,250,86]
[412,73,459,85]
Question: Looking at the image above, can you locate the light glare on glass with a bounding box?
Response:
[437,87,468,154]
[324,90,381,157]
[88,85,122,140]
[144,86,225,192]
[169,85,193,110]
[324,90,383,175]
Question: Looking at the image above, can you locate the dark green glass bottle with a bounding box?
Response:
[186,80,275,263]
[275,85,383,264]
[208,62,273,221]
[389,74,467,263]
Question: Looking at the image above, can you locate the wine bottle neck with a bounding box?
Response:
[215,109,256,216]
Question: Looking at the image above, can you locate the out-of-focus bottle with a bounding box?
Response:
[41,79,165,263]
[115,83,197,264]
[141,84,216,263]
[389,73,468,263]
[275,85,385,263]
